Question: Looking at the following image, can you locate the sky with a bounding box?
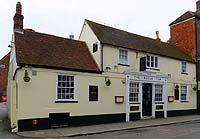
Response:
[0,0,198,59]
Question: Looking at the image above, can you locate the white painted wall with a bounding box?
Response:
[103,45,197,110]
[15,68,126,120]
[79,21,102,70]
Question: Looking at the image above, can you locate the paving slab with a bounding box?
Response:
[17,115,200,138]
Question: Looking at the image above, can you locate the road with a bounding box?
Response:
[66,121,200,139]
[1,102,200,139]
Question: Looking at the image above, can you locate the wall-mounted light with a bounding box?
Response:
[105,76,111,86]
[105,66,111,72]
[32,119,38,125]
[24,70,31,82]
[121,78,126,84]
[175,85,179,89]
[192,84,197,91]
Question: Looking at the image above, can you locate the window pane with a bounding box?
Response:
[147,56,150,61]
[58,82,61,87]
[155,57,158,68]
[58,75,61,81]
[146,56,150,67]
[151,56,154,67]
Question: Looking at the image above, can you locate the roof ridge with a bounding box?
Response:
[86,19,174,47]
[169,11,196,26]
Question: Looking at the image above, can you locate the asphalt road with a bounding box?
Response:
[66,121,200,139]
[1,102,200,139]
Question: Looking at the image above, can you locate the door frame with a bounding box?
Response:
[125,72,168,122]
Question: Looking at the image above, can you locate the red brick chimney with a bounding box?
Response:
[13,2,24,32]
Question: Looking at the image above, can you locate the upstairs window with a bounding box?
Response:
[93,42,98,53]
[181,61,187,74]
[119,48,128,65]
[146,55,159,69]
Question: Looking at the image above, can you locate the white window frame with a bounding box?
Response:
[129,82,140,103]
[56,74,77,101]
[146,55,159,69]
[155,84,164,103]
[119,48,129,65]
[181,61,187,73]
[180,85,188,101]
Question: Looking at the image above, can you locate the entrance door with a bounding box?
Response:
[142,83,152,116]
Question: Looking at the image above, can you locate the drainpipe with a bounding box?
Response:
[100,43,104,72]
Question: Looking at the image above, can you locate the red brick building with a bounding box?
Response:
[0,53,10,97]
[170,16,196,59]
[169,0,200,112]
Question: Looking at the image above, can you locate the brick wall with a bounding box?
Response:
[0,53,10,96]
[170,18,196,59]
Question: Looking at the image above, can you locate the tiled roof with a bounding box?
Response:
[15,29,100,73]
[86,19,195,63]
[169,11,200,26]
[0,52,10,95]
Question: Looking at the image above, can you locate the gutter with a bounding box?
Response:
[13,66,23,80]
[17,63,102,74]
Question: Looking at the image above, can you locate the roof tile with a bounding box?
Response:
[15,30,100,73]
[86,19,195,63]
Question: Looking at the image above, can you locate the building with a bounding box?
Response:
[169,0,200,112]
[7,2,197,132]
[0,53,10,100]
[79,19,197,121]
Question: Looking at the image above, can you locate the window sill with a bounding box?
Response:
[118,63,130,67]
[55,100,78,103]
[155,102,164,104]
[180,100,189,103]
[181,72,188,75]
[129,102,141,104]
[146,67,160,71]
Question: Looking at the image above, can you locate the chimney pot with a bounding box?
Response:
[69,33,74,39]
[156,31,160,41]
[16,2,22,15]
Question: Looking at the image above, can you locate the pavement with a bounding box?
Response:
[17,115,200,138]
